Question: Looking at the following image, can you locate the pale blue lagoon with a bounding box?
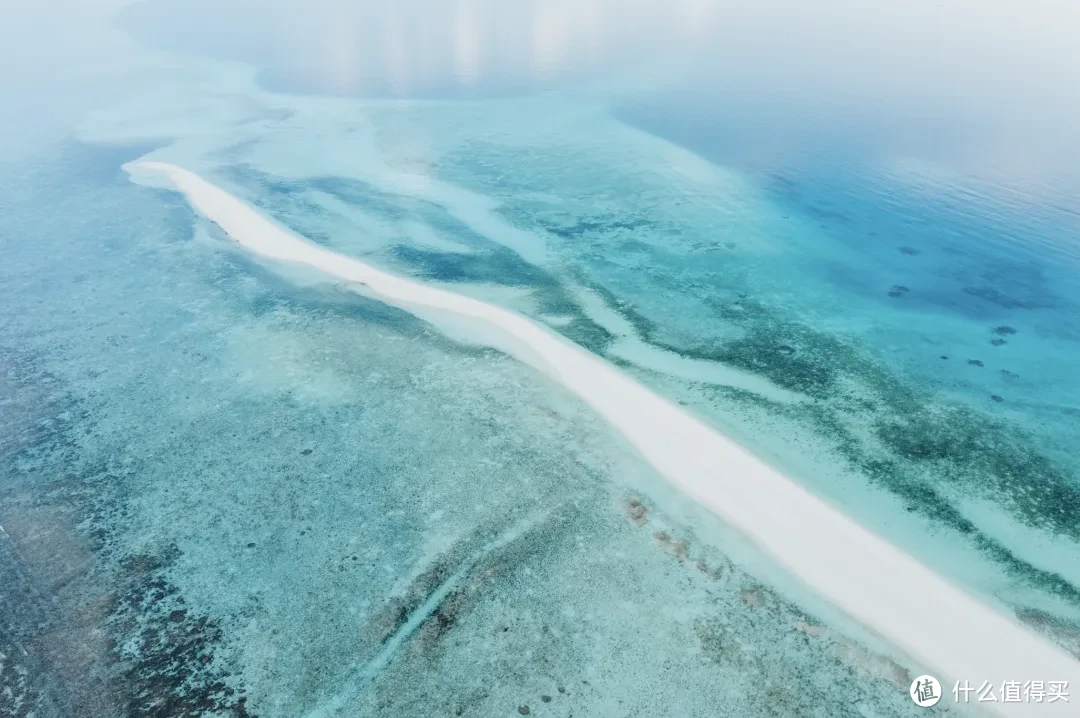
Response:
[2,1,1079,716]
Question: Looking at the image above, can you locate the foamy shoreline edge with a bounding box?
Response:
[127,160,1079,716]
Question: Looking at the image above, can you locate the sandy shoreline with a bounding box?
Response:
[127,160,1080,716]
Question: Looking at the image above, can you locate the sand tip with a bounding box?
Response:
[122,160,181,190]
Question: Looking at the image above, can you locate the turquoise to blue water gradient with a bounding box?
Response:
[2,1,1079,716]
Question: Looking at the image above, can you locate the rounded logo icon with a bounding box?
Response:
[909,675,942,707]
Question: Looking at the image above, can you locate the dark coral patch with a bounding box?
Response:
[539,216,652,239]
[874,410,1080,541]
[964,286,1052,310]
[389,245,615,354]
[710,336,836,398]
[114,548,251,717]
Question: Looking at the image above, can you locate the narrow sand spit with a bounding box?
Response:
[128,161,1080,716]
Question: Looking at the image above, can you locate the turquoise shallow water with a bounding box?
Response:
[3,1,1080,716]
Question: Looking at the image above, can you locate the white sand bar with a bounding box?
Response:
[128,161,1079,716]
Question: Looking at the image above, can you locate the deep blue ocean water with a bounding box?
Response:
[3,1,1079,716]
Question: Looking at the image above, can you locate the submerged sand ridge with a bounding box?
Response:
[126,160,1080,717]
